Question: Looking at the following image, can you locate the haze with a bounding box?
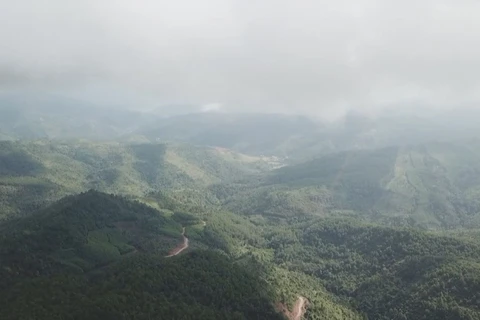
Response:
[1,0,480,118]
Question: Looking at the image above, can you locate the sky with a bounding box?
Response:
[1,0,480,118]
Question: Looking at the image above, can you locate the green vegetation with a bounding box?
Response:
[172,211,202,226]
[1,252,284,320]
[4,137,480,319]
[0,188,367,319]
[263,218,480,319]
[221,143,480,229]
[0,191,288,319]
[0,140,274,219]
[0,191,182,287]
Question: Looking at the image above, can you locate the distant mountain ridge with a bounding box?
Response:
[3,94,480,161]
[0,94,156,140]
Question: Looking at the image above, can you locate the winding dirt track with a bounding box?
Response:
[165,227,189,257]
[291,296,307,320]
[277,296,308,320]
[165,223,306,319]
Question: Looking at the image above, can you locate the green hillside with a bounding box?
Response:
[0,252,286,320]
[3,138,480,319]
[0,191,182,286]
[0,191,289,320]
[0,140,274,219]
[3,189,480,319]
[221,142,480,229]
[0,190,365,320]
[264,218,480,320]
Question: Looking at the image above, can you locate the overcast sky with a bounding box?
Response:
[1,0,480,117]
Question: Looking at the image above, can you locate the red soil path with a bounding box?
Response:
[165,227,189,257]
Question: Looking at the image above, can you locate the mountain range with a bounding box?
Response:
[2,99,480,319]
[3,93,480,161]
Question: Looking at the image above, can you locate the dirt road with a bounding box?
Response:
[292,296,307,320]
[278,296,308,320]
[165,227,189,257]
[165,223,306,319]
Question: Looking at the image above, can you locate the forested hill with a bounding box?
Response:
[4,138,480,229]
[0,190,182,284]
[0,190,364,320]
[0,190,286,320]
[265,218,480,320]
[221,141,480,229]
[0,140,276,219]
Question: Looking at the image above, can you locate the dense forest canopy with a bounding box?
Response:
[220,142,480,229]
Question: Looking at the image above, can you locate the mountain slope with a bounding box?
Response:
[0,140,274,219]
[221,142,480,228]
[0,190,182,285]
[0,190,362,320]
[0,191,286,320]
[266,218,480,320]
[1,252,285,320]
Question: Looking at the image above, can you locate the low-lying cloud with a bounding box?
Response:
[1,0,480,117]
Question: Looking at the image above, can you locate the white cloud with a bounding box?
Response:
[201,103,223,112]
[2,0,480,117]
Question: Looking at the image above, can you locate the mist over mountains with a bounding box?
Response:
[1,92,479,162]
